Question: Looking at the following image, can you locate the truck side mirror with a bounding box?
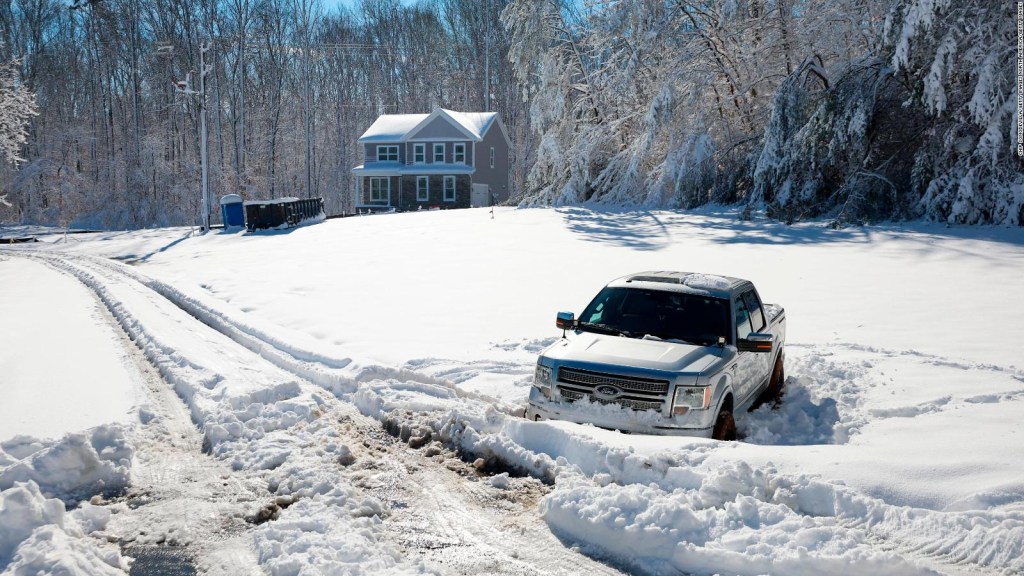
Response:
[737,332,774,353]
[556,311,576,331]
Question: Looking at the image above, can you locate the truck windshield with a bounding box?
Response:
[577,287,730,346]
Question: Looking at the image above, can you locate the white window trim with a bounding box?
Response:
[443,175,456,202]
[376,145,398,162]
[416,176,429,201]
[433,143,445,163]
[369,177,390,204]
[453,143,465,164]
[413,143,425,164]
[490,147,495,169]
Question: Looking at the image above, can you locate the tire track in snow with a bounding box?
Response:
[90,285,263,574]
[22,251,430,573]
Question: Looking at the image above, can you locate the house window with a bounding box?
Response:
[490,147,495,169]
[369,177,390,203]
[453,143,465,164]
[413,144,425,164]
[416,176,429,201]
[377,145,398,162]
[433,143,445,163]
[443,176,456,202]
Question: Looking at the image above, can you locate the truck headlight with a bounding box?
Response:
[673,386,711,415]
[534,365,553,398]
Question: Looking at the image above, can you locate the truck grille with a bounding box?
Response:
[555,367,669,412]
[559,389,663,412]
[557,367,670,395]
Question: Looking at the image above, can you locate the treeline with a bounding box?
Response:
[2,0,1021,228]
[0,0,525,228]
[506,0,1022,226]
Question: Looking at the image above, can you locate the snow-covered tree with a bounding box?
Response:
[0,55,36,165]
[502,0,1020,226]
[886,0,1022,225]
[505,0,886,212]
[0,53,36,212]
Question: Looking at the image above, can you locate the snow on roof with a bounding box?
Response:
[358,113,429,142]
[357,108,498,142]
[613,271,742,297]
[682,273,734,292]
[440,109,497,140]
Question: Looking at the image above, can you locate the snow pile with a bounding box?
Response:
[740,383,840,445]
[251,417,424,575]
[0,481,128,574]
[542,465,932,576]
[0,425,133,504]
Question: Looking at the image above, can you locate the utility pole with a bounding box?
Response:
[302,47,313,199]
[199,42,212,232]
[173,42,214,232]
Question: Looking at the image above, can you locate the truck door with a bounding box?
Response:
[733,293,770,406]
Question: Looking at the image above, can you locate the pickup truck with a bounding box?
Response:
[526,271,786,440]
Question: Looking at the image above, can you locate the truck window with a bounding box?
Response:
[734,297,753,341]
[742,290,765,332]
[578,287,729,346]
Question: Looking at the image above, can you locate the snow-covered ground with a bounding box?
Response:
[2,207,1023,575]
[0,257,142,440]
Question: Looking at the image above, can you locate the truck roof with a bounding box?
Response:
[608,271,749,299]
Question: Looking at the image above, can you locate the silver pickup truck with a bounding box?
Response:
[526,271,786,440]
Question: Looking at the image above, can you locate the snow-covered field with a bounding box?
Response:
[2,207,1023,575]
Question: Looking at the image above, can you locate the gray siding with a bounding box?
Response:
[412,116,469,139]
[472,122,511,203]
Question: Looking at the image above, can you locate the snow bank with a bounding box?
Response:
[543,468,933,576]
[0,425,132,504]
[0,481,128,574]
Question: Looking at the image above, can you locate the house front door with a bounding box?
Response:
[471,183,490,208]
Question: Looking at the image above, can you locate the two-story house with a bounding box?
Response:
[352,108,511,212]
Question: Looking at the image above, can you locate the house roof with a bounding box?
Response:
[358,108,500,143]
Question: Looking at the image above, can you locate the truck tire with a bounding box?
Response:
[712,409,736,441]
[766,351,785,405]
[751,351,785,411]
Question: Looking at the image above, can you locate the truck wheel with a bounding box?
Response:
[712,410,736,441]
[752,352,785,411]
[766,352,785,407]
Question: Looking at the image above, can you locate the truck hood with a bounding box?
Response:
[543,332,722,374]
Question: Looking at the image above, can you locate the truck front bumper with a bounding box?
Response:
[525,388,714,438]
